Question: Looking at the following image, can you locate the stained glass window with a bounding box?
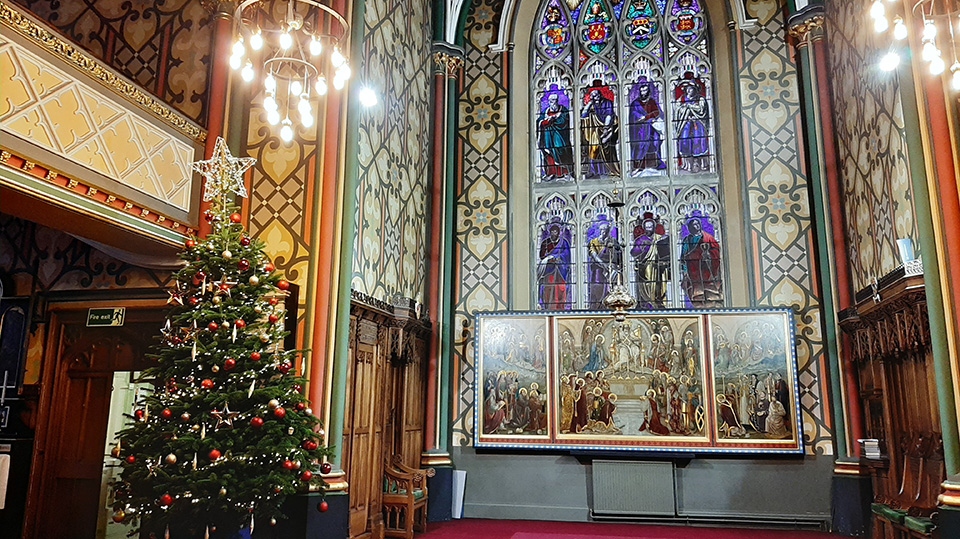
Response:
[531,0,722,310]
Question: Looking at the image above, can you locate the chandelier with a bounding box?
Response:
[871,0,960,90]
[230,0,352,142]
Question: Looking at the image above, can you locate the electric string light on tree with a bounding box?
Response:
[231,0,351,142]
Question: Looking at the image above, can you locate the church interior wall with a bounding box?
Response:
[452,0,833,522]
[824,0,920,292]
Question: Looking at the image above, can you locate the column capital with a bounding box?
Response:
[200,0,236,19]
[433,42,465,78]
[788,5,825,45]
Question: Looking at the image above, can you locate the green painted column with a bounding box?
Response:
[896,48,960,476]
[329,0,367,468]
[791,22,849,461]
[438,73,459,449]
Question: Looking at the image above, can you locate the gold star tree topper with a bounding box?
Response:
[192,137,256,201]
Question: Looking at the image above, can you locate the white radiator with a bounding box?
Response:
[592,460,676,516]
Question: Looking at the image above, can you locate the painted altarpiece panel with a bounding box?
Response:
[474,308,801,454]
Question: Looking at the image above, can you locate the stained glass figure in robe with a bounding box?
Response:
[537,90,575,181]
[679,212,722,307]
[630,212,670,308]
[581,82,620,178]
[674,72,711,173]
[585,215,622,308]
[628,79,666,174]
[537,220,574,310]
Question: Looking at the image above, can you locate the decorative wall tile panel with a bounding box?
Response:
[351,0,433,303]
[0,33,196,213]
[825,0,916,291]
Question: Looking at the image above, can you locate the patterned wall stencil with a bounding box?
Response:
[452,0,509,446]
[15,0,212,123]
[825,0,916,292]
[351,0,432,304]
[736,1,831,455]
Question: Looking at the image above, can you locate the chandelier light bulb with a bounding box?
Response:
[241,62,255,82]
[870,1,884,19]
[267,109,281,126]
[874,16,888,33]
[952,65,960,91]
[264,73,277,93]
[879,51,900,72]
[337,64,352,80]
[290,80,304,96]
[333,75,346,90]
[315,76,328,96]
[922,20,937,41]
[301,112,315,128]
[359,87,378,108]
[232,39,246,57]
[331,48,346,68]
[279,30,293,50]
[230,54,242,70]
[930,55,946,75]
[922,41,939,62]
[280,120,294,143]
[250,30,264,51]
[893,17,907,40]
[310,37,323,56]
[263,95,278,112]
[298,95,311,116]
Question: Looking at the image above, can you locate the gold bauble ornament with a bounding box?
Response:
[112,509,125,523]
[110,445,122,458]
[165,453,178,465]
[212,296,222,305]
[268,399,280,409]
[254,304,263,313]
[249,275,260,286]
[222,250,232,259]
[211,365,220,373]
[270,518,277,526]
[219,487,228,497]
[192,424,201,431]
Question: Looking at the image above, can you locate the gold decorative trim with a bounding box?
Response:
[87,187,97,197]
[940,479,960,507]
[0,1,206,143]
[434,52,464,78]
[834,461,867,475]
[421,452,453,467]
[0,151,10,163]
[318,469,349,492]
[66,179,78,189]
[45,169,56,181]
[21,160,34,172]
[789,15,824,43]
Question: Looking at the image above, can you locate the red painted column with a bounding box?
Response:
[199,8,234,237]
[922,77,960,349]
[423,59,448,453]
[811,35,865,455]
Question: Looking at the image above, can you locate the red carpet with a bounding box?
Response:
[420,519,841,539]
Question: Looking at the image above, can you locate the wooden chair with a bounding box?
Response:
[382,456,436,539]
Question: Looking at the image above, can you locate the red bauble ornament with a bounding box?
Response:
[240,237,251,247]
[273,407,287,419]
[186,239,196,249]
[230,213,242,223]
[195,270,206,281]
[161,408,173,419]
[250,417,264,429]
[320,462,333,474]
[283,460,295,470]
[134,409,145,420]
[268,313,280,324]
[300,470,313,482]
[204,212,214,222]
[224,358,237,371]
[250,351,262,361]
[208,322,219,332]
[238,259,250,271]
[303,440,318,451]
[125,454,136,464]
[189,297,199,306]
[160,494,174,506]
[294,384,303,393]
[277,279,289,291]
[201,379,215,389]
[278,361,292,374]
[318,500,329,513]
[268,298,279,306]
[235,319,246,329]
[208,449,221,461]
[264,263,275,273]
[295,402,306,412]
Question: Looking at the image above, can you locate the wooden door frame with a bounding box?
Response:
[22,294,167,539]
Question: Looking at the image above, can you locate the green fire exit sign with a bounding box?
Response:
[86,307,125,327]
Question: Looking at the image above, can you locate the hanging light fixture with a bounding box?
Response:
[230,0,352,139]
[871,0,960,90]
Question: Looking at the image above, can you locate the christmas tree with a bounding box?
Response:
[109,138,332,537]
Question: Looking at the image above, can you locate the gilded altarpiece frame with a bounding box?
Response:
[475,308,801,454]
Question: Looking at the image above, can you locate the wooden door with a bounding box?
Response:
[24,301,164,539]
